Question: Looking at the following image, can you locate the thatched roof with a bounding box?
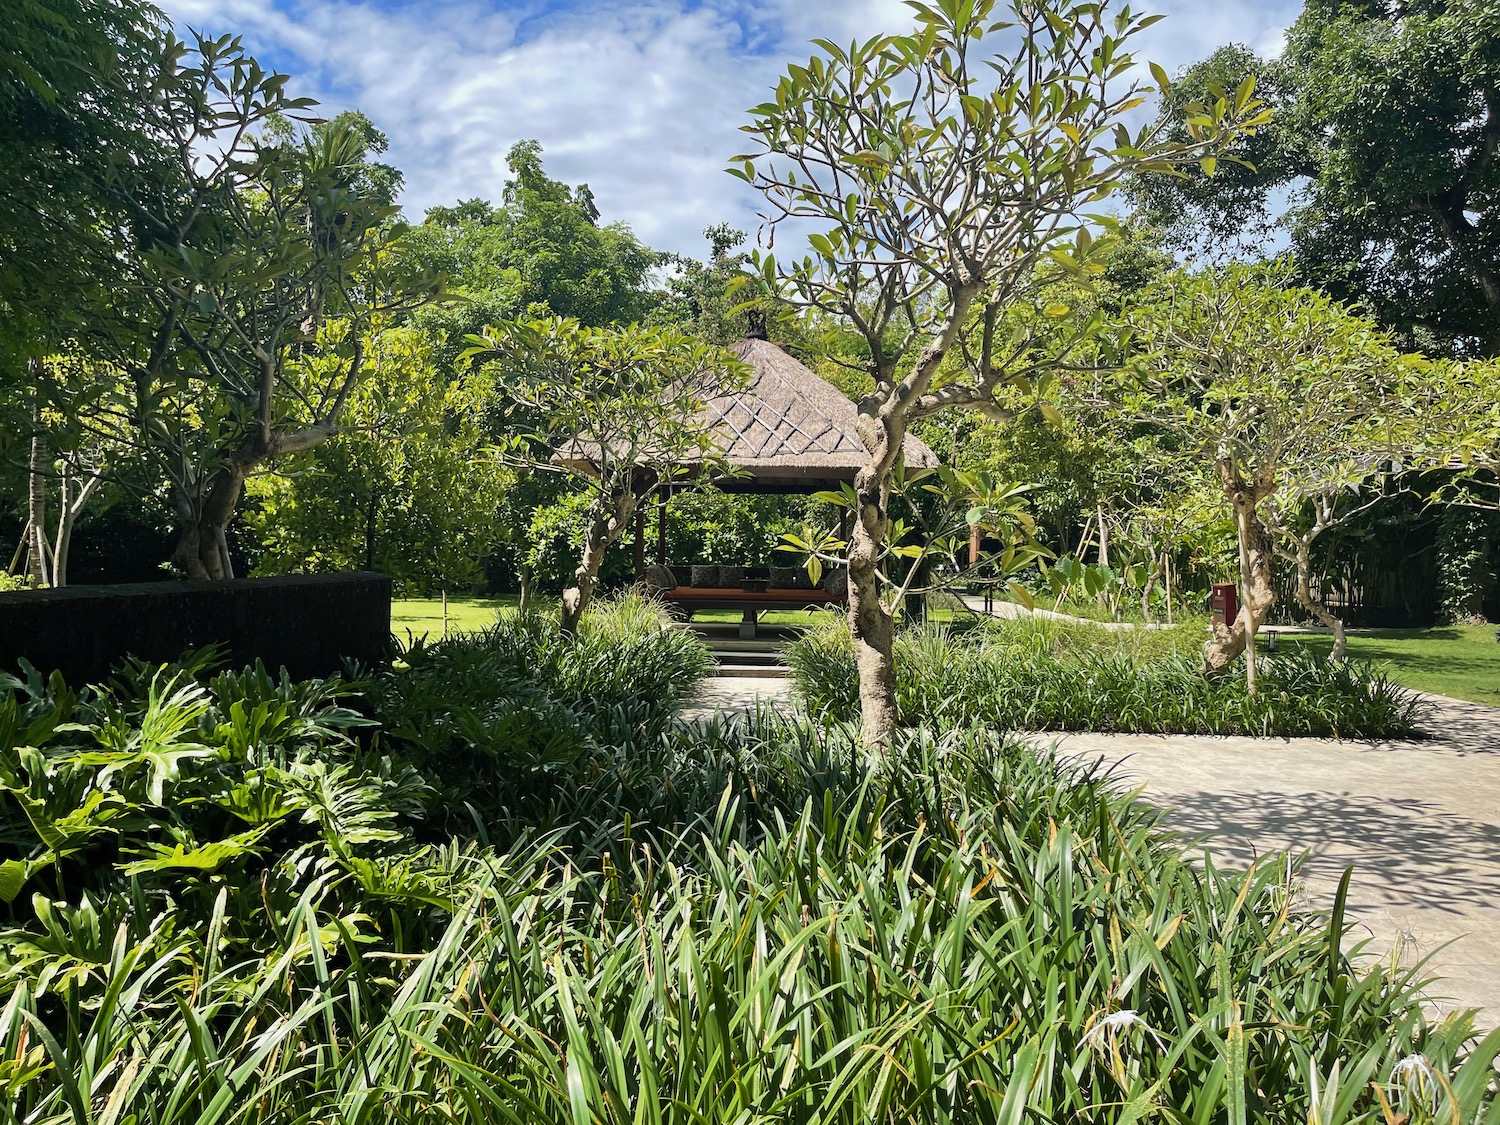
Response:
[699,337,938,490]
[555,336,940,493]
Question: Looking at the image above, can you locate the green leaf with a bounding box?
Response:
[0,860,28,903]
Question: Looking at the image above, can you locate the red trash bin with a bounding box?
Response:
[1209,582,1239,627]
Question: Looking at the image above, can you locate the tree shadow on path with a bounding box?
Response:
[1156,785,1500,921]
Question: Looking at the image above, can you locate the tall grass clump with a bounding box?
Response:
[788,617,1427,738]
[367,592,711,836]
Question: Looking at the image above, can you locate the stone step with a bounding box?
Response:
[700,637,784,654]
[715,664,790,679]
[715,651,784,666]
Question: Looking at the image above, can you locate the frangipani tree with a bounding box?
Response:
[733,0,1267,748]
[1262,471,1392,662]
[1122,265,1432,688]
[70,36,442,580]
[464,318,748,635]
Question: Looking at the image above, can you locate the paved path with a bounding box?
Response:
[678,676,792,723]
[1046,694,1500,1023]
[681,680,1500,1021]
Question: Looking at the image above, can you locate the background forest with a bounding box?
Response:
[3,0,1499,629]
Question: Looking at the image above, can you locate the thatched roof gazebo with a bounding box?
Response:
[629,331,939,578]
[699,336,939,493]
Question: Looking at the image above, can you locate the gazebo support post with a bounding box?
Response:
[633,503,645,579]
[970,524,993,613]
[656,489,668,566]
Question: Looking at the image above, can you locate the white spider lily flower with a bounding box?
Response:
[1389,1053,1442,1114]
[1081,1009,1168,1054]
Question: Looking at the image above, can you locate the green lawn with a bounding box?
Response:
[1281,625,1500,707]
[392,595,518,640]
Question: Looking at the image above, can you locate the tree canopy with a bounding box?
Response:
[407,141,661,339]
[1133,0,1500,356]
[0,0,164,368]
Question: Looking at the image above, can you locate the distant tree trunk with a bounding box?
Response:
[1204,481,1276,689]
[49,464,105,588]
[364,486,379,570]
[518,561,533,614]
[7,525,28,575]
[560,487,634,636]
[1096,505,1111,613]
[1158,552,1170,630]
[1293,539,1347,661]
[1141,553,1164,625]
[27,383,49,586]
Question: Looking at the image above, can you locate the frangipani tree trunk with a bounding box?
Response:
[26,397,48,586]
[848,468,900,749]
[168,415,344,581]
[560,486,636,637]
[1206,492,1278,693]
[738,0,1264,750]
[1203,461,1277,691]
[1292,539,1348,662]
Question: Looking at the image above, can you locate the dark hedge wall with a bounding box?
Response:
[0,572,391,683]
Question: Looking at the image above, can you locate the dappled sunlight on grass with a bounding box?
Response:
[1283,626,1500,708]
[391,595,519,640]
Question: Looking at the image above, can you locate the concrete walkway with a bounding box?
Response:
[678,676,792,723]
[1046,693,1500,1023]
[681,679,1500,1020]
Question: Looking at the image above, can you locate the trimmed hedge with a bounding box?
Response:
[0,572,391,682]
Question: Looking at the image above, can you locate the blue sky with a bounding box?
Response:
[159,0,1299,258]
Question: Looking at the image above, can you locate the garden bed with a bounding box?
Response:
[787,617,1429,739]
[2,599,1492,1122]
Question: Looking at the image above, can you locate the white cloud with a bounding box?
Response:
[157,0,1301,259]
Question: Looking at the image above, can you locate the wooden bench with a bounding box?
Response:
[660,586,846,639]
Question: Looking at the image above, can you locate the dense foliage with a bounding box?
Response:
[245,327,508,595]
[367,595,712,840]
[1436,506,1500,625]
[787,617,1427,740]
[1133,0,1500,357]
[2,616,1493,1122]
